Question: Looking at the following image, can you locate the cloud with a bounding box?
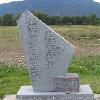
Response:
[0,0,23,4]
[93,0,100,3]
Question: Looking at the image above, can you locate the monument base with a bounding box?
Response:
[16,85,94,100]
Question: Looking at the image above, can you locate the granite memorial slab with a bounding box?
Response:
[17,11,74,92]
[54,73,80,92]
[17,11,94,100]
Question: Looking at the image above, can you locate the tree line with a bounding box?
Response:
[0,11,100,26]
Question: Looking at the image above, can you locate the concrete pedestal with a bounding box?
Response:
[16,85,94,100]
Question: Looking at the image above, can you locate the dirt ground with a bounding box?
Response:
[0,40,100,64]
[0,25,100,64]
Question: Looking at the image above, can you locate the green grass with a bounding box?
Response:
[0,26,100,98]
[70,54,100,74]
[68,54,100,94]
[0,63,30,98]
[0,55,100,98]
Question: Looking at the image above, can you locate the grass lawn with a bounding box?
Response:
[0,63,30,98]
[0,25,100,98]
[0,54,100,98]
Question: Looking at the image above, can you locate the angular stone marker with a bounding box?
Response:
[17,11,74,92]
[17,11,94,100]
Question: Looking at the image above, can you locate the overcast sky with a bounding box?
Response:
[0,0,100,4]
[94,0,100,2]
[0,0,23,4]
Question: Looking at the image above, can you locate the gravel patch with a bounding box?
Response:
[3,95,16,100]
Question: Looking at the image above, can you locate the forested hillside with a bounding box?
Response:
[0,0,100,17]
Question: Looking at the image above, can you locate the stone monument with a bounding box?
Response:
[16,11,94,100]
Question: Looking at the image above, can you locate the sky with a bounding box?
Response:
[94,0,100,2]
[0,0,100,4]
[0,0,23,4]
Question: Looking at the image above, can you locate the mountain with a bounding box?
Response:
[0,0,100,17]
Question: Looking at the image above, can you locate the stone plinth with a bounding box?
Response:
[54,73,80,92]
[16,85,94,100]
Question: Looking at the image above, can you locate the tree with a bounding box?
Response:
[1,13,13,26]
[90,13,97,25]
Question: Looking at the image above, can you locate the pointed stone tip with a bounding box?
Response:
[24,10,35,16]
[21,10,34,18]
[24,10,30,14]
[16,10,32,23]
[21,10,30,16]
[25,10,29,12]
